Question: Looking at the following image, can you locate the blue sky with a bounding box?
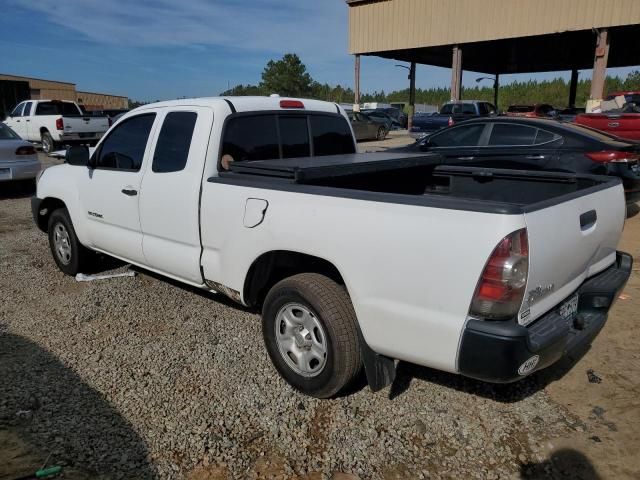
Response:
[2,0,637,102]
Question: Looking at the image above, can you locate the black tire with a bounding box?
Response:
[376,126,387,140]
[41,131,57,154]
[262,273,362,398]
[47,208,93,275]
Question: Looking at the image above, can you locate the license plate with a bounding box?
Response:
[0,168,11,180]
[559,293,579,319]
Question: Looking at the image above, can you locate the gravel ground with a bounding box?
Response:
[1,151,638,479]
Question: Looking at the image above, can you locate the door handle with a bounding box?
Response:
[580,210,597,230]
[457,156,474,160]
[26,119,30,122]
[121,188,138,196]
[526,155,545,160]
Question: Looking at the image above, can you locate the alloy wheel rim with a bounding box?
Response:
[53,222,72,265]
[274,303,328,377]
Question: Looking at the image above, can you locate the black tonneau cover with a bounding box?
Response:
[228,152,442,182]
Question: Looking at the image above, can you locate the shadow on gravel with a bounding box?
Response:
[520,448,601,479]
[0,333,157,480]
[389,340,592,402]
[0,180,36,199]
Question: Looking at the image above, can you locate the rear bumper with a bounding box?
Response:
[457,251,632,383]
[59,132,103,143]
[0,159,42,182]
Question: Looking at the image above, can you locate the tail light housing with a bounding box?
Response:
[55,117,64,131]
[586,151,640,163]
[469,229,529,320]
[15,145,37,156]
[448,116,455,126]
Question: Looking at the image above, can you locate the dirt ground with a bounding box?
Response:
[1,147,639,479]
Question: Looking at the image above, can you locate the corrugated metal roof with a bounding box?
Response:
[347,0,640,54]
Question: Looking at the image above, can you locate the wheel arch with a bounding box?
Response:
[39,126,50,135]
[242,250,347,309]
[34,197,67,232]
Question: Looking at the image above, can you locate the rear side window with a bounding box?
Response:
[222,115,279,162]
[488,124,537,146]
[152,112,197,173]
[429,124,485,147]
[95,113,155,170]
[534,129,559,144]
[310,115,355,156]
[280,116,310,158]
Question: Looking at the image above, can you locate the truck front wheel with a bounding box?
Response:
[41,131,57,154]
[262,273,362,398]
[47,208,93,276]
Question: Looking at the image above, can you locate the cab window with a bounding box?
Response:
[94,113,156,171]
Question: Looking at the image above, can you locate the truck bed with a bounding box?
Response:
[222,153,619,214]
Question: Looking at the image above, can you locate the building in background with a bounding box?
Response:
[0,73,128,117]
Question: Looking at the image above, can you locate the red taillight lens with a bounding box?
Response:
[280,100,304,109]
[15,145,37,156]
[448,116,454,126]
[586,150,640,163]
[55,118,64,130]
[469,229,529,320]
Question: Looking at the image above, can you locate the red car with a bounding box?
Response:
[575,91,640,141]
[506,104,556,118]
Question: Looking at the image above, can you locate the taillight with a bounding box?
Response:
[55,118,64,130]
[586,150,640,163]
[15,145,37,156]
[280,100,304,109]
[448,116,454,126]
[469,228,529,320]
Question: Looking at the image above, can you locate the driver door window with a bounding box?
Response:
[95,114,156,170]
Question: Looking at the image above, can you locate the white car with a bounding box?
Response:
[4,100,109,153]
[31,96,632,398]
[0,123,41,183]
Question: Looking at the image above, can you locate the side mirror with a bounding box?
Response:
[65,145,90,167]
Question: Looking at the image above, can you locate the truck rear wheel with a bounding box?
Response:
[47,208,93,276]
[41,131,57,154]
[262,273,362,398]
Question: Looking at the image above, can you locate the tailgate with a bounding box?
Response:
[63,116,109,134]
[519,180,625,325]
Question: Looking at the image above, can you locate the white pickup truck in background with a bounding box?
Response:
[31,96,632,398]
[4,99,109,153]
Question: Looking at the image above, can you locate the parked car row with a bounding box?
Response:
[395,116,640,204]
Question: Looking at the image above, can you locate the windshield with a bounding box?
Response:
[0,123,20,140]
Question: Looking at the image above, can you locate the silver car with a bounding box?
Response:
[0,122,41,183]
[348,112,388,141]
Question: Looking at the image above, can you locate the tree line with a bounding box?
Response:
[130,54,640,111]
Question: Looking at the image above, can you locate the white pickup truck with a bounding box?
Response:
[32,96,632,398]
[4,100,109,153]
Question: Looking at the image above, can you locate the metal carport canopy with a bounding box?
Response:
[347,0,640,74]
